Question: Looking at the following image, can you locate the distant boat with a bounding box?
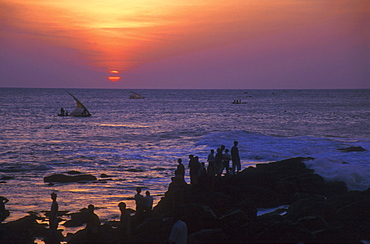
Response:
[58,92,91,117]
[129,91,145,99]
[232,100,247,104]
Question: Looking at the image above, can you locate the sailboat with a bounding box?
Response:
[58,92,91,117]
[129,91,145,99]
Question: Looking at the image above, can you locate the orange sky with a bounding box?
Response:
[0,0,369,88]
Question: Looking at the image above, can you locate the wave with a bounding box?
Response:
[196,130,370,191]
[0,163,52,173]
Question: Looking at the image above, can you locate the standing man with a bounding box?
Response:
[176,158,185,177]
[188,155,200,185]
[134,187,145,224]
[207,149,215,164]
[144,190,154,214]
[49,193,59,231]
[222,149,231,175]
[231,141,241,174]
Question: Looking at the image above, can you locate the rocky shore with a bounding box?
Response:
[1,157,369,243]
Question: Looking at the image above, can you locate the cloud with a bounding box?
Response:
[0,0,368,88]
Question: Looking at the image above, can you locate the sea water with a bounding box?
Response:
[0,88,369,227]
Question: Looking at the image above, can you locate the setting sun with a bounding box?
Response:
[108,70,120,82]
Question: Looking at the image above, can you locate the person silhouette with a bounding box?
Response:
[49,192,59,230]
[0,196,9,224]
[207,149,215,164]
[85,204,101,242]
[176,158,185,177]
[144,190,153,214]
[188,155,200,185]
[118,202,131,241]
[214,148,223,177]
[231,141,241,174]
[222,149,231,175]
[134,187,145,224]
[169,209,187,244]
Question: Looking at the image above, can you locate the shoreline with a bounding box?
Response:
[1,157,370,243]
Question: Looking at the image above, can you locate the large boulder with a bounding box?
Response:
[0,214,51,244]
[176,203,218,234]
[286,196,336,221]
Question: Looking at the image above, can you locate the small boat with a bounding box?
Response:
[129,91,145,99]
[58,92,91,117]
[232,100,247,104]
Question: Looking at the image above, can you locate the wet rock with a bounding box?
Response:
[63,208,90,227]
[0,214,49,244]
[44,173,97,183]
[65,170,83,175]
[100,173,112,178]
[338,146,366,152]
[1,175,14,180]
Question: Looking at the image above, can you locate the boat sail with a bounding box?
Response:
[59,92,91,117]
[129,91,145,99]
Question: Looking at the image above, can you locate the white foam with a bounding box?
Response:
[196,130,370,191]
[305,158,370,191]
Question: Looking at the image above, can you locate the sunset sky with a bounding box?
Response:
[0,0,369,89]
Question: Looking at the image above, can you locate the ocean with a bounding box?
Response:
[1,88,369,228]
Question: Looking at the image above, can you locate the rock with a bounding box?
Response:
[1,214,50,243]
[335,198,370,222]
[286,196,336,221]
[65,170,83,175]
[188,229,227,243]
[326,191,367,210]
[315,225,361,243]
[297,215,327,231]
[44,173,97,183]
[220,209,249,229]
[132,217,168,242]
[286,196,323,220]
[100,173,112,178]
[338,146,366,152]
[1,175,14,180]
[176,203,218,234]
[232,200,258,220]
[63,208,90,227]
[254,219,314,243]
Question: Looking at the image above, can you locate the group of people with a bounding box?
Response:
[185,141,242,187]
[166,141,242,207]
[208,140,241,176]
[0,141,241,244]
[133,187,154,223]
[42,188,153,243]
